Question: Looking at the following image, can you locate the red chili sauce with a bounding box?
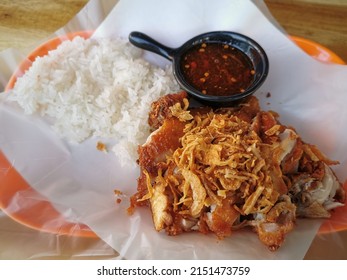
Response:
[180,42,255,96]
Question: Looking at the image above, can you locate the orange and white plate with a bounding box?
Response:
[0,31,346,239]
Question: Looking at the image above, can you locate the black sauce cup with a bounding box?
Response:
[129,31,269,106]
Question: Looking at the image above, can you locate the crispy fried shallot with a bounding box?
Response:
[129,92,345,251]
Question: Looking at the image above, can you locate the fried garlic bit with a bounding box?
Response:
[96,141,108,153]
[171,111,279,216]
[169,98,193,122]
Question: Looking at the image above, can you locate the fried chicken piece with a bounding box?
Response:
[289,163,345,218]
[148,91,188,130]
[204,199,240,238]
[250,195,296,251]
[130,91,345,251]
[131,117,186,208]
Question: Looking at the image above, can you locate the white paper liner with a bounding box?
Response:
[1,0,346,259]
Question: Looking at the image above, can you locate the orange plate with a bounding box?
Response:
[1,30,97,238]
[0,33,346,237]
[290,35,345,65]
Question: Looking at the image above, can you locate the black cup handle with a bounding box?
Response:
[129,31,175,61]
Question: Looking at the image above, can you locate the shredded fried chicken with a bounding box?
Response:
[148,91,189,130]
[129,92,345,251]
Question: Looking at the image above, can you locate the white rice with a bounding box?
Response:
[9,36,179,166]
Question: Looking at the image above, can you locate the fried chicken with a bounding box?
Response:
[129,92,345,251]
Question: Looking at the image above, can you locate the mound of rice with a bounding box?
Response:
[9,36,179,166]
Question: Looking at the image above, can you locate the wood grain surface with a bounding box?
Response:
[1,0,347,61]
[0,0,346,260]
[265,0,347,62]
[0,0,87,51]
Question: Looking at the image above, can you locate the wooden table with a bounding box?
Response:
[265,0,347,62]
[0,0,87,52]
[1,0,347,62]
[0,0,346,260]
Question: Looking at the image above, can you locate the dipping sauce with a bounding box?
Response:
[181,42,255,96]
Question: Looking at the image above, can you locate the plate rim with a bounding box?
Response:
[1,33,346,237]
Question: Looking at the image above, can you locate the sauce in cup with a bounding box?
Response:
[129,31,269,106]
[181,42,255,96]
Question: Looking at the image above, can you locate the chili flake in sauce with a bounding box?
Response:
[181,42,255,96]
